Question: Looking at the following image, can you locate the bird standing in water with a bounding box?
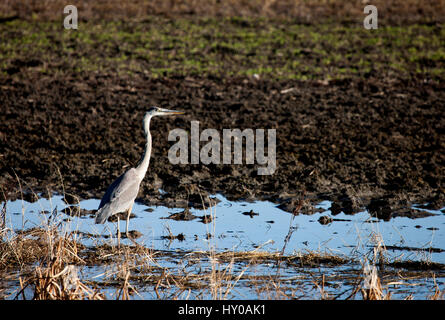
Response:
[95,107,184,240]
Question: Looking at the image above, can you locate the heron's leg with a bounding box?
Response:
[117,216,121,248]
[125,204,133,238]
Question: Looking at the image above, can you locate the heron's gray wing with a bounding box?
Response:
[96,169,142,223]
[98,173,125,209]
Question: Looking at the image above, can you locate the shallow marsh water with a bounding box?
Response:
[1,194,444,299]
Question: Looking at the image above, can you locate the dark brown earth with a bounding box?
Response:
[0,1,444,220]
[1,74,444,218]
[2,0,445,25]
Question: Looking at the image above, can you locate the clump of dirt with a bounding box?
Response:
[61,206,96,218]
[162,208,198,221]
[388,260,445,271]
[161,232,186,242]
[318,215,332,225]
[367,198,438,221]
[242,210,259,218]
[107,212,137,222]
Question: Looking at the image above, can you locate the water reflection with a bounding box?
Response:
[2,193,444,263]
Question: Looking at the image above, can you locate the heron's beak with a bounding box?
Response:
[158,108,185,115]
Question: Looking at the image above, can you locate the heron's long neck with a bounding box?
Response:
[135,117,152,178]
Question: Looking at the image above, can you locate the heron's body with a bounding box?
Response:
[95,107,183,237]
[95,168,141,224]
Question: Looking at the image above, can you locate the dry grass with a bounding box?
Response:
[18,256,104,300]
[360,261,390,300]
[6,227,103,299]
[2,221,444,300]
[0,227,82,270]
[428,275,444,300]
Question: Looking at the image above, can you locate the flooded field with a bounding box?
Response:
[1,193,443,299]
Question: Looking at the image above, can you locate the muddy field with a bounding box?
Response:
[0,1,444,217]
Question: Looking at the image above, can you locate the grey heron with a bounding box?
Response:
[95,107,184,238]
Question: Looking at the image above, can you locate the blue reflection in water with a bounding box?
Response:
[3,194,444,263]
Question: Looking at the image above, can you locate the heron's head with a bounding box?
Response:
[143,107,184,135]
[146,106,184,117]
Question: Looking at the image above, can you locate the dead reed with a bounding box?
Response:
[16,231,103,300]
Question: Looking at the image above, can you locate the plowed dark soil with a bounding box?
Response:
[1,73,444,217]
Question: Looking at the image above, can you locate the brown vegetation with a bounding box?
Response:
[1,0,444,24]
